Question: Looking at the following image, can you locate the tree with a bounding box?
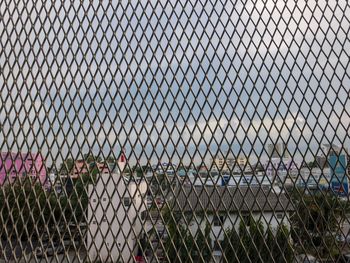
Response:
[83,153,102,164]
[194,221,212,262]
[222,227,240,262]
[106,155,116,164]
[308,160,318,168]
[59,158,74,175]
[69,173,93,224]
[222,219,293,263]
[163,208,195,263]
[290,190,346,259]
[248,219,266,262]
[275,224,293,263]
[0,177,58,240]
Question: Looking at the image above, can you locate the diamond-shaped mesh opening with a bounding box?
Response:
[0,0,350,262]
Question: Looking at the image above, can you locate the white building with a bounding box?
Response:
[265,157,299,185]
[172,185,293,262]
[299,167,331,189]
[211,154,235,172]
[237,155,249,167]
[87,152,148,262]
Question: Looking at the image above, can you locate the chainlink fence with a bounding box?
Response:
[0,0,350,262]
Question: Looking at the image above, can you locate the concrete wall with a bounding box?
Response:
[87,173,147,262]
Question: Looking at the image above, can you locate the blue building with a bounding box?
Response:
[329,153,350,196]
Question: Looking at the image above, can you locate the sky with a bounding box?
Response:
[0,0,349,168]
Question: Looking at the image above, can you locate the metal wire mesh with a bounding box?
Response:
[0,0,350,262]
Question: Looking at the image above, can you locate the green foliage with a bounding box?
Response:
[308,160,318,168]
[163,210,293,263]
[222,225,242,262]
[0,178,58,240]
[59,158,74,174]
[222,218,293,263]
[133,166,143,177]
[69,173,93,223]
[248,220,265,262]
[106,155,116,163]
[164,208,185,263]
[84,153,102,164]
[194,221,212,262]
[276,224,293,262]
[0,159,97,241]
[290,190,346,259]
[164,209,205,263]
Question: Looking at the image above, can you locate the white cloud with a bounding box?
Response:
[249,114,307,141]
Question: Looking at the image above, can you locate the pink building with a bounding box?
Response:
[0,152,47,185]
[70,160,89,179]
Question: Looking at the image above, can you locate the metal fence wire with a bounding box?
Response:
[0,0,350,262]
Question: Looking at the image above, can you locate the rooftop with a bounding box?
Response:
[171,185,294,213]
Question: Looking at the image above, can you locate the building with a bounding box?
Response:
[226,154,235,170]
[323,143,341,156]
[211,153,235,172]
[268,143,281,158]
[237,155,249,167]
[96,162,111,174]
[329,151,350,196]
[299,167,331,190]
[221,174,271,187]
[69,159,111,179]
[265,158,298,184]
[172,185,293,262]
[87,151,148,262]
[268,142,289,159]
[265,142,298,185]
[316,155,328,168]
[70,160,89,179]
[0,152,46,185]
[151,163,177,176]
[212,156,225,171]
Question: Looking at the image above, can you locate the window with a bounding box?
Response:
[124,197,131,207]
[213,215,224,226]
[103,197,106,201]
[141,210,147,221]
[276,213,283,219]
[92,199,97,203]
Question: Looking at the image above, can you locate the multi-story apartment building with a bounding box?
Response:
[212,156,225,171]
[211,153,235,172]
[268,142,289,159]
[237,155,248,167]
